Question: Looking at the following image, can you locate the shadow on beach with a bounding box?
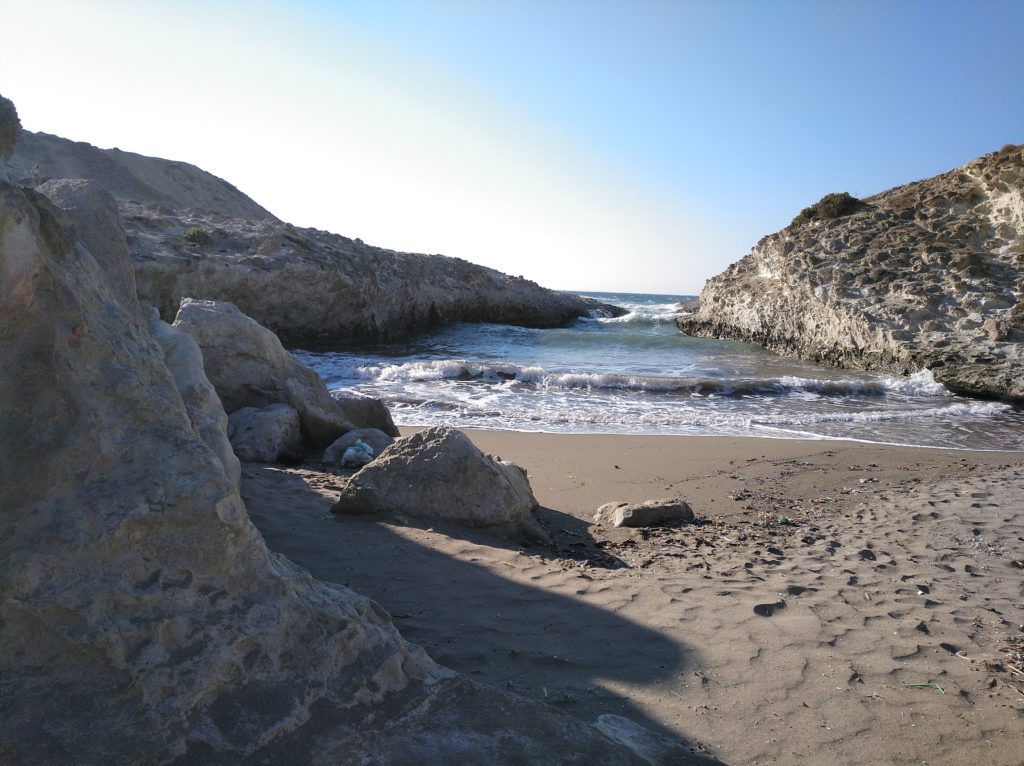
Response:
[241,464,720,759]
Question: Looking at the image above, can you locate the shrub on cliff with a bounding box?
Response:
[183,226,212,245]
[0,93,21,162]
[790,192,865,228]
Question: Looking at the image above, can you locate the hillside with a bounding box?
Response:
[5,131,619,342]
[678,145,1024,399]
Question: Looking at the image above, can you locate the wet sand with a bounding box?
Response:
[244,432,1024,765]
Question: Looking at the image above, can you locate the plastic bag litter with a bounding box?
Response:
[341,439,374,467]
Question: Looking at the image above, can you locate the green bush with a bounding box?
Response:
[0,94,21,162]
[790,192,865,228]
[183,226,212,245]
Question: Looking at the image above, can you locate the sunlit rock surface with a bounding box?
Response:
[8,130,623,345]
[678,145,1024,400]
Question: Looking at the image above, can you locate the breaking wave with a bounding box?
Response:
[316,359,952,399]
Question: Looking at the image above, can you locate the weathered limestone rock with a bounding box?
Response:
[594,500,695,528]
[0,182,437,761]
[37,177,137,308]
[678,145,1024,400]
[147,305,241,486]
[595,714,702,764]
[331,426,550,543]
[0,182,679,765]
[228,404,304,463]
[334,394,400,437]
[7,130,626,346]
[173,298,356,448]
[9,129,275,220]
[323,428,396,465]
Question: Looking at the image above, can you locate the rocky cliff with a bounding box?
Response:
[6,131,621,343]
[6,130,276,221]
[678,145,1024,400]
[0,180,686,764]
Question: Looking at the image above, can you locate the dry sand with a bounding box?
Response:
[243,432,1024,765]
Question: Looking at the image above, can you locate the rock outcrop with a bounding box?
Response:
[7,130,275,220]
[0,181,685,764]
[7,131,624,345]
[173,298,357,449]
[331,426,549,543]
[678,145,1024,400]
[37,178,138,306]
[228,404,304,463]
[147,306,241,486]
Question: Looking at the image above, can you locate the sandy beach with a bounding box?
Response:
[243,432,1024,765]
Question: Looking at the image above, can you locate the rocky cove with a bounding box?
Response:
[4,94,1024,766]
[677,146,1024,401]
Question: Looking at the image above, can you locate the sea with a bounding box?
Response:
[295,291,1024,451]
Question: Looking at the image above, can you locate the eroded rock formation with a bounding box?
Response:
[0,180,677,765]
[147,305,241,486]
[7,131,624,345]
[173,298,358,448]
[227,404,304,464]
[331,426,550,543]
[678,145,1024,399]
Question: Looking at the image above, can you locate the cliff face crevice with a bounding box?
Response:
[678,145,1024,400]
[5,132,622,344]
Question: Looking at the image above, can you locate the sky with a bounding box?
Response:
[2,0,1022,294]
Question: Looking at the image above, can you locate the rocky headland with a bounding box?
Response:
[0,107,695,763]
[678,146,1024,400]
[5,130,623,345]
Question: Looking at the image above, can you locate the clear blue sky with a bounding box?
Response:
[3,0,1022,293]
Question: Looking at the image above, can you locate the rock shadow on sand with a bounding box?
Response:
[241,464,715,758]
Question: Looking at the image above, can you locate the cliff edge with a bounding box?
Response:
[5,131,622,344]
[678,145,1024,400]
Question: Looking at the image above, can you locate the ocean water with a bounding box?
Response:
[296,292,1024,451]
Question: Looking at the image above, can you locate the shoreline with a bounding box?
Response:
[245,430,1024,765]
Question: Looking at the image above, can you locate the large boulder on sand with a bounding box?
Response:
[172,297,357,448]
[331,426,549,543]
[594,499,695,528]
[228,404,304,463]
[0,182,680,764]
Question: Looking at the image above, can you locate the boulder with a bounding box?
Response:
[335,394,400,437]
[228,404,303,463]
[146,304,241,486]
[594,499,695,528]
[172,298,356,448]
[331,426,549,543]
[323,428,396,465]
[0,182,673,765]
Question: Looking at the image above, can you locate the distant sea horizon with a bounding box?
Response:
[297,291,1024,451]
